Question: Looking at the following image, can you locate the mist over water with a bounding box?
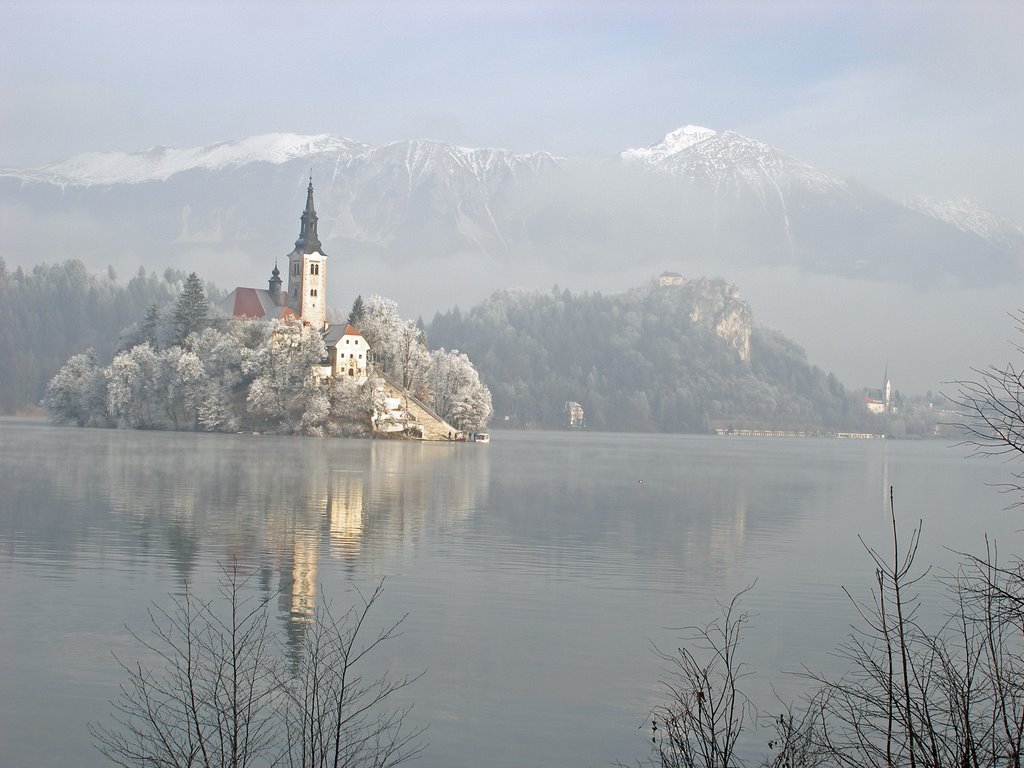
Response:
[1,419,1020,767]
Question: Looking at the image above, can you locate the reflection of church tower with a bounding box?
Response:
[328,471,365,559]
[286,178,328,330]
[290,530,319,621]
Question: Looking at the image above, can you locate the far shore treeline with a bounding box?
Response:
[5,258,935,435]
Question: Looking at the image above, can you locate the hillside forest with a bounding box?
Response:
[0,258,205,414]
[428,279,886,433]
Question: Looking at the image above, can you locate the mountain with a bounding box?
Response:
[905,196,1024,255]
[619,126,1021,284]
[1,126,1020,313]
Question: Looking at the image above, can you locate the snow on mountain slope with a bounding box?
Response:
[2,133,368,186]
[620,125,718,163]
[1,133,562,189]
[367,139,562,190]
[1,124,1019,289]
[906,196,1024,253]
[622,126,850,197]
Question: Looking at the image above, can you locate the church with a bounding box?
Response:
[219,178,370,382]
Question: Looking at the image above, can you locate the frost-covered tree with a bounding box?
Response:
[359,295,403,370]
[172,272,209,345]
[186,326,245,432]
[360,295,430,391]
[428,348,492,431]
[153,346,206,428]
[329,378,374,437]
[106,344,160,428]
[243,319,328,434]
[44,351,108,426]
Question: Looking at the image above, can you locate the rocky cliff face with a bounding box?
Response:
[670,277,752,362]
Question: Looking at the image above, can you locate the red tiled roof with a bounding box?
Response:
[232,288,266,318]
[343,324,363,336]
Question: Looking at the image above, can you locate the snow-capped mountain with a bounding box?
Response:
[5,133,561,188]
[1,127,1019,292]
[16,134,368,186]
[906,196,1024,255]
[622,125,849,196]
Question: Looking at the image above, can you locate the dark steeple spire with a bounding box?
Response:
[268,260,282,304]
[294,175,323,254]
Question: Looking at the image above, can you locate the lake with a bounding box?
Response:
[1,418,1021,767]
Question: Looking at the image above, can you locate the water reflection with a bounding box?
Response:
[0,424,490,592]
[6,421,1014,768]
[328,470,364,559]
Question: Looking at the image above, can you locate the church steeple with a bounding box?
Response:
[268,261,283,305]
[294,176,322,254]
[285,175,328,330]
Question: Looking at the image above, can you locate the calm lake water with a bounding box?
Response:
[1,418,1021,767]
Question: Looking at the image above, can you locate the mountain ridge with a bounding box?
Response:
[1,125,1019,293]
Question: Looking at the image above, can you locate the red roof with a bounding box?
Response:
[224,287,294,320]
[343,324,363,336]
[232,288,265,318]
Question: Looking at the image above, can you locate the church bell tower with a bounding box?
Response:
[286,177,328,330]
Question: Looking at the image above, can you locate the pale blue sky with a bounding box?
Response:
[2,0,1022,215]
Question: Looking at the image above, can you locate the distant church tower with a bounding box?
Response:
[286,177,328,330]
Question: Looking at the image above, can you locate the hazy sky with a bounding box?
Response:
[2,0,1022,218]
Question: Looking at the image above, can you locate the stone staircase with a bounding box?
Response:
[375,373,456,441]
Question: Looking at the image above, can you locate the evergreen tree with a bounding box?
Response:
[172,272,209,345]
[141,302,161,350]
[348,295,365,326]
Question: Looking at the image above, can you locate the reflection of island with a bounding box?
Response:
[14,428,490,638]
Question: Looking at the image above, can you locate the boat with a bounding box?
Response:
[473,433,490,443]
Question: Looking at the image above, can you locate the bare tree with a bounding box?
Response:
[280,582,426,768]
[950,310,1024,500]
[90,562,282,768]
[643,587,756,768]
[90,564,424,768]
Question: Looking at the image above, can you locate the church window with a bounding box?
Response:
[310,263,319,275]
[310,288,317,297]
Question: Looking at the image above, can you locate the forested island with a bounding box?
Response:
[40,269,492,438]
